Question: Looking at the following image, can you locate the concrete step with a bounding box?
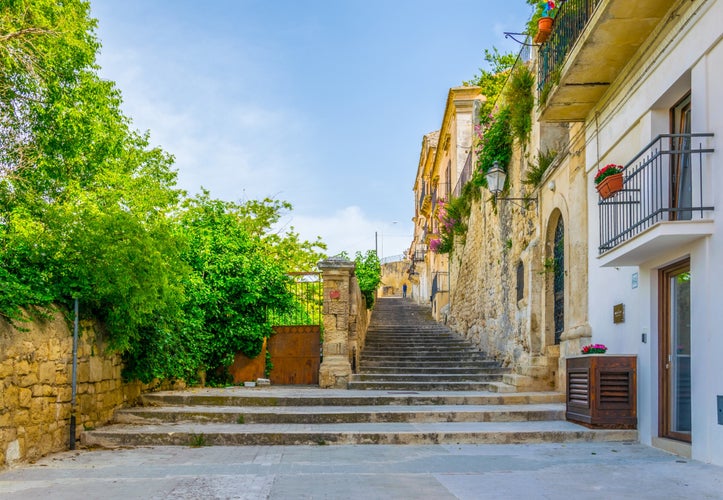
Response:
[114,403,565,425]
[82,420,637,447]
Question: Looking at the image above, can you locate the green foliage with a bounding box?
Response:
[505,65,535,145]
[265,350,273,378]
[525,0,560,37]
[173,193,295,380]
[524,149,558,186]
[0,2,326,385]
[433,193,472,255]
[188,433,208,447]
[463,48,516,120]
[341,250,381,309]
[476,107,513,186]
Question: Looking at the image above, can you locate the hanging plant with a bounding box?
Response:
[505,65,535,145]
[476,107,513,187]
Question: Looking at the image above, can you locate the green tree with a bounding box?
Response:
[0,0,327,385]
[463,48,517,120]
[175,193,295,383]
[352,250,381,309]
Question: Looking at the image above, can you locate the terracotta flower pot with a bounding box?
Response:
[534,16,553,44]
[596,172,624,199]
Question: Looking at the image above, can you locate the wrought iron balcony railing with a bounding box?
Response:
[598,133,715,254]
[538,0,601,94]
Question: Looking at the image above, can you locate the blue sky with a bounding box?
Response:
[90,0,531,258]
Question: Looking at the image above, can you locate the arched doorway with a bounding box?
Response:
[552,217,565,344]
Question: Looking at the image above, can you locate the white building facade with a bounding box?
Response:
[545,0,723,464]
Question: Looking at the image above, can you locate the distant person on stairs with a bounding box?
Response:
[402,283,407,298]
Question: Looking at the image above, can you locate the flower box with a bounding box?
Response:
[566,355,637,429]
[534,17,553,44]
[596,172,624,199]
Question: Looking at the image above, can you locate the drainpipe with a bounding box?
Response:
[69,298,78,450]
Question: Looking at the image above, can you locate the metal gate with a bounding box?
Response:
[267,272,322,385]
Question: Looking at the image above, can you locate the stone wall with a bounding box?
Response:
[0,311,182,468]
[446,119,588,390]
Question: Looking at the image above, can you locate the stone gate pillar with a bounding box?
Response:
[318,256,355,388]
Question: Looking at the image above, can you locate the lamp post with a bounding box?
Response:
[376,221,398,260]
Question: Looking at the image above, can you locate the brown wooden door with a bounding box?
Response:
[659,259,692,442]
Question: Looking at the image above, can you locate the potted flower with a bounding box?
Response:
[581,343,607,354]
[594,164,624,199]
[533,1,557,44]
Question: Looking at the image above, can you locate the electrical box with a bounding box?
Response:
[718,396,723,425]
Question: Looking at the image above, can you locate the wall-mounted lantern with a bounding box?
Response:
[485,161,537,210]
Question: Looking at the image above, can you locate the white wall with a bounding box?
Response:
[586,0,723,464]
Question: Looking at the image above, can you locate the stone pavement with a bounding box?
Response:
[1,441,722,499]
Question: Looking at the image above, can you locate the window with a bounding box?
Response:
[516,261,524,302]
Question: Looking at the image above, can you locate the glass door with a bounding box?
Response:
[659,259,691,442]
[671,94,692,220]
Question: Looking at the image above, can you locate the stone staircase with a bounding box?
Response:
[349,298,513,392]
[81,297,637,447]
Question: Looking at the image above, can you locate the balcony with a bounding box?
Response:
[538,0,678,122]
[412,243,427,263]
[598,134,714,267]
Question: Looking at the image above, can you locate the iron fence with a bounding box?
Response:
[538,0,601,93]
[268,272,323,326]
[598,133,715,254]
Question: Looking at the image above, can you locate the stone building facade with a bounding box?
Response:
[408,0,723,466]
[410,87,485,319]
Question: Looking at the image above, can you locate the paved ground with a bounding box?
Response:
[1,442,722,499]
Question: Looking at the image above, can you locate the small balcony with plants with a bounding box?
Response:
[536,0,678,122]
[597,133,715,267]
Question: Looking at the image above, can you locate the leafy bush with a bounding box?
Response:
[353,250,381,309]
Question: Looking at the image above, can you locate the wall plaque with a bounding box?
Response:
[613,303,625,324]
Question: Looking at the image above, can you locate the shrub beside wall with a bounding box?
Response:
[0,311,183,468]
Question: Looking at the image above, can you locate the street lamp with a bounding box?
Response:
[485,161,537,210]
[375,221,398,260]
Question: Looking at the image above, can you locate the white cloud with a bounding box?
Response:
[283,206,412,259]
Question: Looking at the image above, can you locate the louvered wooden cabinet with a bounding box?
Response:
[566,355,637,429]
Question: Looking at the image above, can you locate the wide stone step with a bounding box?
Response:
[359,366,508,374]
[350,373,505,382]
[82,420,638,447]
[346,381,513,391]
[361,355,490,363]
[115,403,565,425]
[140,389,565,407]
[362,344,480,351]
